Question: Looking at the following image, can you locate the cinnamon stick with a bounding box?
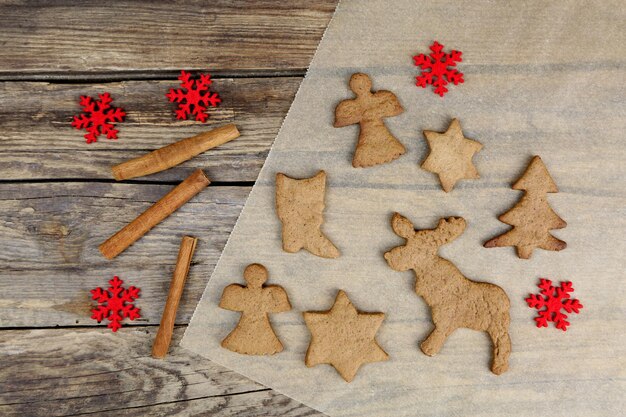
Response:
[152,235,197,359]
[99,169,210,259]
[112,124,240,180]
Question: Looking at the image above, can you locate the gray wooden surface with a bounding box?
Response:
[0,1,335,415]
[181,1,626,416]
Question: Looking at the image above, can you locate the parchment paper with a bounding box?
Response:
[182,1,626,415]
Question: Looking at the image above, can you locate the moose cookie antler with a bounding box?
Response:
[384,214,511,375]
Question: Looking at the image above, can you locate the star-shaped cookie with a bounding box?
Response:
[303,290,388,382]
[421,119,483,192]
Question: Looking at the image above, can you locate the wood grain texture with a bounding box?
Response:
[0,1,336,415]
[0,0,336,78]
[112,124,240,180]
[0,327,324,417]
[99,169,210,259]
[0,77,301,182]
[182,1,626,416]
[0,182,250,327]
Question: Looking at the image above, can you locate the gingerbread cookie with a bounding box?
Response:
[275,170,340,258]
[484,155,566,259]
[421,119,483,192]
[384,214,511,375]
[219,264,291,355]
[303,290,388,382]
[334,73,406,168]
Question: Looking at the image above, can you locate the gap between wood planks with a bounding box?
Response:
[0,71,302,182]
[0,326,324,417]
[0,71,296,328]
[58,388,274,417]
[0,323,179,331]
[0,178,256,187]
[0,69,307,83]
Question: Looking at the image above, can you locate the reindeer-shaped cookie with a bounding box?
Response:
[384,213,511,375]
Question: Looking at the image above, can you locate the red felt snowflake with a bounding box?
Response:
[526,279,583,331]
[71,93,126,143]
[413,41,464,97]
[166,70,221,122]
[90,276,141,332]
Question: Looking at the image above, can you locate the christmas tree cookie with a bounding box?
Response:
[485,156,566,259]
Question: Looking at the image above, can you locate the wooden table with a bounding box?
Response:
[0,2,335,415]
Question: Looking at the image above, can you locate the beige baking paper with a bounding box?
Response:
[182,1,626,415]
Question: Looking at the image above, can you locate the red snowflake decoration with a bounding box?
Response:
[166,70,221,122]
[413,41,464,97]
[71,93,126,143]
[90,276,141,332]
[526,279,583,331]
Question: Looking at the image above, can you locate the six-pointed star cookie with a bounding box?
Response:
[421,118,483,192]
[303,290,388,382]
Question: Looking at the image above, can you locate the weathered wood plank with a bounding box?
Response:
[0,77,301,182]
[182,1,626,416]
[0,183,250,327]
[0,327,324,417]
[0,0,336,77]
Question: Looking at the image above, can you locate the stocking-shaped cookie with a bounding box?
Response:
[275,171,340,258]
[334,73,406,167]
[219,264,291,355]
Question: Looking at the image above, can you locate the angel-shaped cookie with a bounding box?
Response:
[334,73,405,167]
[220,264,291,355]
